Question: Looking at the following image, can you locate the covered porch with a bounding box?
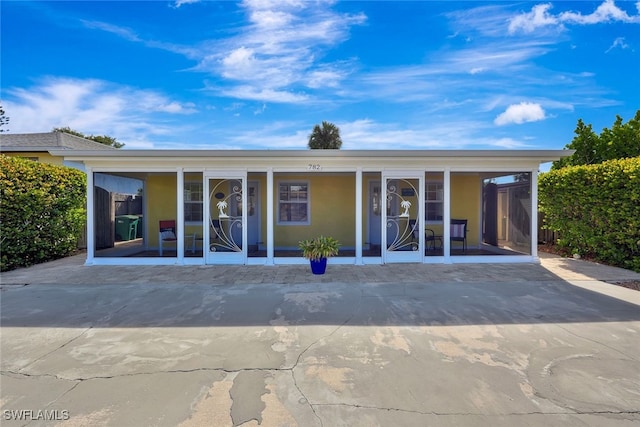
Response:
[53,149,568,266]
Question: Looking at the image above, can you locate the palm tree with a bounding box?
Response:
[400,200,412,217]
[308,121,342,149]
[217,200,228,218]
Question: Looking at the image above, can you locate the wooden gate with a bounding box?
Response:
[94,187,114,249]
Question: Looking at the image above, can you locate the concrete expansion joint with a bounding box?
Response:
[581,410,640,415]
[301,403,640,418]
[17,326,93,373]
[76,367,296,381]
[3,367,303,384]
[314,402,437,415]
[7,362,353,383]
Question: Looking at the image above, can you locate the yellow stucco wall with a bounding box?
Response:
[146,174,177,248]
[274,174,356,248]
[4,152,63,165]
[450,174,480,246]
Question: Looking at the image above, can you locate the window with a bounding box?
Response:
[425,182,443,222]
[184,182,203,222]
[278,182,309,224]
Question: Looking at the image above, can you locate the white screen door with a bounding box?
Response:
[205,173,246,264]
[382,173,423,263]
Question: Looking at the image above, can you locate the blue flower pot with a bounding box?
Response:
[310,258,327,275]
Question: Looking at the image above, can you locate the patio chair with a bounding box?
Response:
[425,228,437,251]
[450,219,468,252]
[408,219,418,250]
[159,220,177,256]
[409,219,436,250]
[409,219,436,251]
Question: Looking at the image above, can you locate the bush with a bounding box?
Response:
[539,157,640,272]
[1,155,86,271]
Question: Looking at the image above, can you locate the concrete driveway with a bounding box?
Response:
[1,254,640,426]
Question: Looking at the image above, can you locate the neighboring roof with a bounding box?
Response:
[0,132,116,152]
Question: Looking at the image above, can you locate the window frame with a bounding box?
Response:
[183,181,204,224]
[277,181,310,226]
[425,181,444,224]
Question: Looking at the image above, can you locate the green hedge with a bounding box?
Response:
[1,155,86,271]
[539,157,640,272]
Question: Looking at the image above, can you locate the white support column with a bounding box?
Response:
[266,168,274,265]
[355,167,363,265]
[443,167,451,263]
[381,171,387,265]
[142,179,148,251]
[86,167,95,265]
[242,174,248,265]
[419,173,425,263]
[177,168,185,264]
[531,169,539,259]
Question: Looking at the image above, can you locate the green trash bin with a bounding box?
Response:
[115,215,140,241]
[136,215,143,238]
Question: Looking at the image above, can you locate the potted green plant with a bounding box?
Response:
[298,235,341,275]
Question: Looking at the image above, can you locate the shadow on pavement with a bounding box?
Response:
[2,275,639,328]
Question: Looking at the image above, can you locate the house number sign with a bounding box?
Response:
[307,164,322,171]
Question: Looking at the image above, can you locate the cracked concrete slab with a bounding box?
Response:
[2,256,640,426]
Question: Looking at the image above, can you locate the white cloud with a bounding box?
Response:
[306,67,346,88]
[491,137,531,149]
[447,4,518,38]
[509,0,640,34]
[249,9,295,28]
[220,85,309,103]
[347,38,552,104]
[81,20,142,42]
[221,118,481,150]
[508,4,559,34]
[3,77,196,147]
[494,102,546,125]
[337,119,536,149]
[83,1,365,105]
[606,36,630,52]
[157,101,197,114]
[447,41,552,73]
[254,104,267,115]
[560,0,640,24]
[197,1,366,101]
[221,47,258,79]
[174,0,200,8]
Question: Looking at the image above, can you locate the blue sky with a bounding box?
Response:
[2,0,639,150]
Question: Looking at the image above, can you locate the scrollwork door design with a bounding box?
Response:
[386,178,420,254]
[209,178,243,254]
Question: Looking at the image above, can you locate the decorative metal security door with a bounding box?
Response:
[382,174,423,263]
[205,174,246,264]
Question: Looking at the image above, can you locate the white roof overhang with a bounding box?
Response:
[49,149,573,171]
